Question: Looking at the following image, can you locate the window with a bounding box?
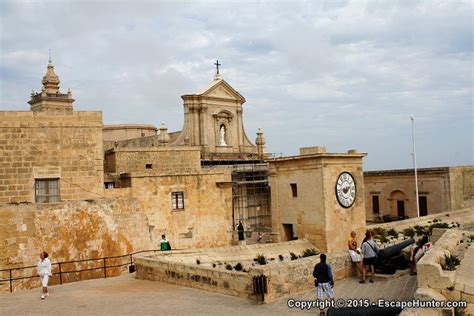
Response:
[372,195,380,214]
[35,179,60,203]
[171,192,184,210]
[145,164,153,169]
[104,182,115,189]
[290,183,298,197]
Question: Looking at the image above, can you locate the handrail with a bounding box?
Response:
[0,249,171,293]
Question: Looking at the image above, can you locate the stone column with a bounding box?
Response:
[236,106,243,152]
[255,128,266,160]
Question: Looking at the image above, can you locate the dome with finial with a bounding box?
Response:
[41,59,60,93]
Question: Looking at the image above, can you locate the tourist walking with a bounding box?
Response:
[347,231,364,281]
[313,253,334,316]
[360,231,378,283]
[37,251,52,299]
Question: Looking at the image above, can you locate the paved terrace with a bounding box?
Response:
[0,273,416,315]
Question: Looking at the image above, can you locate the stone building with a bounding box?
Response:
[269,146,367,253]
[0,59,104,204]
[364,166,474,222]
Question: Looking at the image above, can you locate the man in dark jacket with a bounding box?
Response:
[313,254,335,304]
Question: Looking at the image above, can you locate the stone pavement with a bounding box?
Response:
[0,273,417,315]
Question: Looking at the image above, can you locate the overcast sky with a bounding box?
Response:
[0,0,472,170]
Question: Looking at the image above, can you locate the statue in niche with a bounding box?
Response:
[219,125,227,146]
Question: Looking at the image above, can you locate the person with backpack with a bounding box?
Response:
[313,253,334,315]
[360,230,379,283]
[160,234,171,251]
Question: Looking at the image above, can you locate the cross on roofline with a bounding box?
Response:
[214,60,221,74]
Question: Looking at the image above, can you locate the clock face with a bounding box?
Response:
[336,172,356,208]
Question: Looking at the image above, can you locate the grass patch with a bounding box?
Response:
[302,248,318,258]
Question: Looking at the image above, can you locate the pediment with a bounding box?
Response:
[198,79,246,103]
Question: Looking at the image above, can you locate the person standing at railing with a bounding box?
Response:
[37,251,52,299]
[160,235,171,251]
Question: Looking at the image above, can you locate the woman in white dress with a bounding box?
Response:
[37,251,52,299]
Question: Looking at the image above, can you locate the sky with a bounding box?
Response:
[0,0,472,170]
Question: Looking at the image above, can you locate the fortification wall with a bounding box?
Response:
[0,111,104,203]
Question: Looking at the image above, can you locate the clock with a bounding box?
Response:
[336,172,356,208]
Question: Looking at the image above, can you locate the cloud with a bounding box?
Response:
[0,0,472,169]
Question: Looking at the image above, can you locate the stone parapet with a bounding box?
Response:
[135,240,354,303]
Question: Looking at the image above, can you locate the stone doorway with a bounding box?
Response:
[390,190,406,218]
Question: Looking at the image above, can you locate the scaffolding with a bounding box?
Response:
[232,163,271,233]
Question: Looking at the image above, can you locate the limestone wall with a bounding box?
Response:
[135,240,354,303]
[0,198,151,291]
[364,168,450,221]
[105,147,201,175]
[366,208,474,233]
[129,169,233,249]
[0,111,104,203]
[416,229,474,303]
[449,166,474,211]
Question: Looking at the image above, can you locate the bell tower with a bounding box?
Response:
[28,58,75,113]
[173,61,257,160]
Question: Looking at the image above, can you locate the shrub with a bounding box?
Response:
[225,264,233,270]
[377,235,389,243]
[414,225,426,236]
[387,228,398,238]
[433,218,439,223]
[212,263,216,268]
[253,254,267,265]
[441,254,460,271]
[234,262,243,271]
[279,254,284,261]
[196,259,201,265]
[372,227,387,238]
[290,252,298,261]
[469,235,474,242]
[429,222,450,234]
[302,248,318,258]
[242,269,247,273]
[403,227,415,238]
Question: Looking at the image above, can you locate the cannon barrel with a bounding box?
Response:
[379,238,415,258]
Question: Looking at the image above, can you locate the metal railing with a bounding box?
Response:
[0,249,165,293]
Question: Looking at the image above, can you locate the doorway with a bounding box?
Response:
[282,224,294,241]
[397,200,405,217]
[419,196,428,216]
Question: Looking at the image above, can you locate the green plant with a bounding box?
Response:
[372,227,387,239]
[442,254,460,271]
[212,263,216,268]
[196,259,201,265]
[403,227,415,238]
[429,222,450,234]
[377,235,389,243]
[290,252,298,261]
[387,228,398,238]
[225,264,233,270]
[414,225,426,236]
[279,254,284,261]
[433,218,439,223]
[253,254,267,265]
[302,248,318,258]
[234,262,243,271]
[469,235,474,242]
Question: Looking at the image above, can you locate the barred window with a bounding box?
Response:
[171,192,184,210]
[35,179,60,203]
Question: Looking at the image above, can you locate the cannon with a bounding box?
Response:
[375,238,415,274]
